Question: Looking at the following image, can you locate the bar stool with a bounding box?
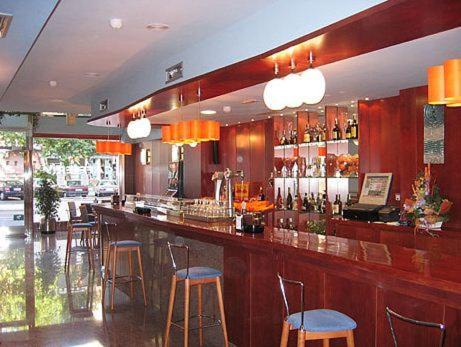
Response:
[101,222,147,310]
[386,307,446,347]
[164,242,228,347]
[65,214,95,269]
[277,274,356,347]
[79,205,98,249]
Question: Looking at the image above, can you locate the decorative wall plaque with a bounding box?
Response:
[423,104,444,164]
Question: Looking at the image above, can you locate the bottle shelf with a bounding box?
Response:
[298,141,326,148]
[274,144,298,150]
[275,176,326,179]
[326,176,359,179]
[326,138,359,145]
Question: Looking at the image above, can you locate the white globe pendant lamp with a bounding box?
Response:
[263,62,286,111]
[301,51,326,105]
[137,117,151,138]
[127,119,137,139]
[283,73,304,108]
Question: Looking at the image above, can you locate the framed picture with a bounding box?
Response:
[359,173,393,205]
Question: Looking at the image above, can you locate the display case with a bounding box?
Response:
[271,106,359,232]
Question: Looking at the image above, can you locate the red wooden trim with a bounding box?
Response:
[88,0,461,127]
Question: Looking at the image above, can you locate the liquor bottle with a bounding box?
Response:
[332,118,341,140]
[303,193,309,211]
[278,218,285,229]
[293,194,298,211]
[321,193,327,214]
[345,120,352,139]
[338,194,343,215]
[287,217,295,230]
[309,193,316,212]
[332,194,341,215]
[303,125,311,143]
[286,187,293,210]
[280,131,287,146]
[321,124,327,141]
[276,187,283,209]
[292,129,298,144]
[258,186,265,201]
[316,124,323,142]
[351,115,359,139]
[346,193,353,207]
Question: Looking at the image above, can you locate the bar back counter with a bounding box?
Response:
[94,204,461,347]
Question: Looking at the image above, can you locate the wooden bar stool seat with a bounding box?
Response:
[65,219,95,270]
[101,222,147,311]
[164,242,229,347]
[277,274,356,347]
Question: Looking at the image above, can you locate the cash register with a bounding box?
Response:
[343,173,393,222]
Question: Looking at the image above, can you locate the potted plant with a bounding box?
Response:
[35,170,61,234]
[402,165,452,233]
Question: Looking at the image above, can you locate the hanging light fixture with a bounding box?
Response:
[283,52,304,108]
[427,58,461,107]
[96,121,132,155]
[161,87,220,146]
[127,108,151,139]
[263,62,286,111]
[300,51,326,105]
[444,58,461,107]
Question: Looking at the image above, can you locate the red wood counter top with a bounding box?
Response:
[94,204,461,301]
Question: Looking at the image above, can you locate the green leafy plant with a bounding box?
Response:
[306,220,326,235]
[35,170,61,221]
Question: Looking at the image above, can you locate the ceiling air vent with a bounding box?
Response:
[0,13,13,38]
[165,62,183,84]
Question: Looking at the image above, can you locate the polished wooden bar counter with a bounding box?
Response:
[94,204,461,347]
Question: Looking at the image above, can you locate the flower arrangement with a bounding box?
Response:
[403,164,452,231]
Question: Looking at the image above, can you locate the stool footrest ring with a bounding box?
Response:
[171,314,222,331]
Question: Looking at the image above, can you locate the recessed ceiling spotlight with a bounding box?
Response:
[335,103,338,106]
[49,80,57,87]
[146,23,169,31]
[84,72,101,78]
[241,98,259,104]
[251,118,255,122]
[268,115,271,119]
[223,105,231,113]
[365,97,370,101]
[350,100,355,103]
[110,18,123,29]
[50,98,64,103]
[238,121,241,124]
[200,109,216,115]
[317,106,322,109]
[225,123,229,127]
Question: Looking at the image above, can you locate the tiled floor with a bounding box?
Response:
[0,227,223,346]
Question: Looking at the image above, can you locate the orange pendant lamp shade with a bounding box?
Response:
[205,120,220,141]
[444,58,461,107]
[161,125,172,144]
[120,143,132,155]
[427,65,446,105]
[170,122,181,144]
[189,119,205,142]
[96,140,105,153]
[179,120,191,143]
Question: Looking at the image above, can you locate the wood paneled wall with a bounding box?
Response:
[133,140,171,195]
[359,85,461,228]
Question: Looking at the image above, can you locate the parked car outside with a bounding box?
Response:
[0,180,24,200]
[94,180,118,197]
[59,180,88,197]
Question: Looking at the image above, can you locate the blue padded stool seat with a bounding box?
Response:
[72,222,93,228]
[176,266,222,280]
[287,309,357,332]
[110,240,142,247]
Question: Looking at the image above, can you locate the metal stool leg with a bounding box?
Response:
[128,251,134,298]
[164,275,177,347]
[215,277,229,347]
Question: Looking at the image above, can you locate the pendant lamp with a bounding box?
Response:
[283,55,304,108]
[428,65,446,105]
[301,51,326,105]
[263,63,286,111]
[444,59,461,107]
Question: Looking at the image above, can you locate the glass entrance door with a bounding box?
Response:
[0,131,26,228]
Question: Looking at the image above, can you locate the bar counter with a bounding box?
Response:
[94,204,461,346]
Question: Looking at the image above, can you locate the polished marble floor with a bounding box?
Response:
[0,227,225,346]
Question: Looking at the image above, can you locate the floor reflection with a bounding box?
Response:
[0,229,165,346]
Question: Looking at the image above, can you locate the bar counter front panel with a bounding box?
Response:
[94,204,461,347]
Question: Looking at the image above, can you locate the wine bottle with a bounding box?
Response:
[303,193,309,211]
[332,118,341,140]
[303,125,311,143]
[280,131,287,146]
[293,194,298,211]
[286,187,293,210]
[345,120,352,139]
[332,194,340,215]
[276,187,283,209]
[338,194,343,215]
[351,115,358,139]
[292,129,298,144]
[258,186,265,201]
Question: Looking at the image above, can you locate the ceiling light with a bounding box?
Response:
[268,116,271,119]
[50,98,64,103]
[49,80,57,87]
[225,123,229,127]
[242,98,259,104]
[300,52,326,105]
[263,63,285,111]
[350,100,355,103]
[317,106,322,109]
[110,18,123,29]
[223,106,231,113]
[200,109,216,115]
[146,23,169,31]
[364,97,370,101]
[84,72,101,78]
[251,118,255,122]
